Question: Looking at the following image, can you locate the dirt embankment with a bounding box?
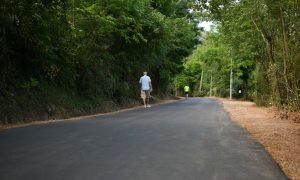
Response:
[222,99,300,180]
[0,97,178,130]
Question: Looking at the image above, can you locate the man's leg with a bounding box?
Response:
[142,98,146,107]
[141,90,146,107]
[146,91,151,107]
[146,97,149,107]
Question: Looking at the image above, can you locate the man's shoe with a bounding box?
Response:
[147,105,151,107]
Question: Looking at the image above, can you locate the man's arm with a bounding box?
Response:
[149,79,152,92]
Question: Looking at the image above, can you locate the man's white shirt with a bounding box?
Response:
[139,75,151,90]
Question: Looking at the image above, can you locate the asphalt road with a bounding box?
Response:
[0,98,287,180]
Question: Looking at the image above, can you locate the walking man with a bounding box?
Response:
[184,85,190,99]
[139,71,152,108]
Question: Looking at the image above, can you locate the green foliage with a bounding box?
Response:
[175,39,235,97]
[178,0,300,110]
[0,0,200,123]
[20,78,39,90]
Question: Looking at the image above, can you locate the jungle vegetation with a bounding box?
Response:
[175,0,300,111]
[0,0,200,123]
[1,0,300,124]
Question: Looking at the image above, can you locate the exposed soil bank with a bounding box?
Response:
[0,97,179,130]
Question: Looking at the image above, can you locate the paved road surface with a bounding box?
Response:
[0,98,287,180]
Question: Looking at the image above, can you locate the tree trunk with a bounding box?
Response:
[243,78,248,100]
[298,0,300,14]
[251,17,275,63]
[280,6,294,108]
[251,17,280,105]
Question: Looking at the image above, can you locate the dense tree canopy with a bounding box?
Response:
[0,0,201,123]
[1,0,300,123]
[176,0,300,110]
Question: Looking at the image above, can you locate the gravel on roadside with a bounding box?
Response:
[221,99,300,180]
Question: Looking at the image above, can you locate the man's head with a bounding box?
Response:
[143,71,147,75]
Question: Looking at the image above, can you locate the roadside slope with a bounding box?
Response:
[0,98,178,130]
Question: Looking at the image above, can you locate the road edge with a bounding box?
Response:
[218,98,293,180]
[0,99,181,130]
